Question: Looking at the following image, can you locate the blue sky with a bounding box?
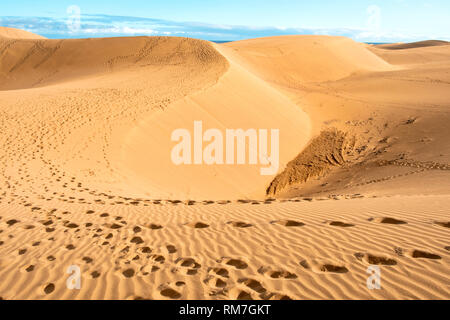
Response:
[1,0,449,42]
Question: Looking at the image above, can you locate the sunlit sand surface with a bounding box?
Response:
[0,28,449,299]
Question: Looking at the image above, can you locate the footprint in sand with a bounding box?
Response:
[108,223,123,230]
[407,250,441,260]
[271,220,305,227]
[160,288,182,299]
[121,268,135,278]
[147,223,163,230]
[166,245,177,254]
[208,267,230,278]
[237,199,252,204]
[258,266,297,279]
[218,257,248,270]
[186,222,210,229]
[43,283,55,294]
[227,287,253,300]
[41,219,53,226]
[133,226,142,233]
[150,254,166,264]
[130,236,144,245]
[238,278,267,294]
[140,264,161,275]
[6,219,20,227]
[65,222,79,229]
[300,260,348,274]
[22,265,34,273]
[174,257,201,275]
[203,268,229,296]
[104,233,114,241]
[369,217,407,225]
[158,283,183,299]
[354,253,397,266]
[204,276,228,289]
[263,292,293,300]
[328,221,355,228]
[228,221,253,228]
[82,256,93,264]
[140,246,153,254]
[435,221,450,228]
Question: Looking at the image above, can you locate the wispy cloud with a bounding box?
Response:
[0,14,447,42]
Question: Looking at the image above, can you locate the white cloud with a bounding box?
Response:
[1,14,448,42]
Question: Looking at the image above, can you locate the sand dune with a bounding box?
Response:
[369,43,450,66]
[0,27,46,40]
[223,36,394,84]
[0,36,226,90]
[225,36,450,198]
[375,40,449,50]
[0,30,449,300]
[118,43,311,200]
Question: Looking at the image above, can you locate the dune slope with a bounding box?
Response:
[117,43,311,200]
[0,34,314,199]
[225,36,450,198]
[0,36,225,90]
[0,27,46,40]
[224,35,394,84]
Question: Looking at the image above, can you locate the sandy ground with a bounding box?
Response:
[0,28,449,300]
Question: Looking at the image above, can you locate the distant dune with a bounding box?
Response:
[375,40,449,50]
[369,40,450,65]
[0,27,46,39]
[223,35,394,84]
[0,30,449,300]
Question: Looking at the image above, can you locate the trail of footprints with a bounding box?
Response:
[0,206,446,300]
